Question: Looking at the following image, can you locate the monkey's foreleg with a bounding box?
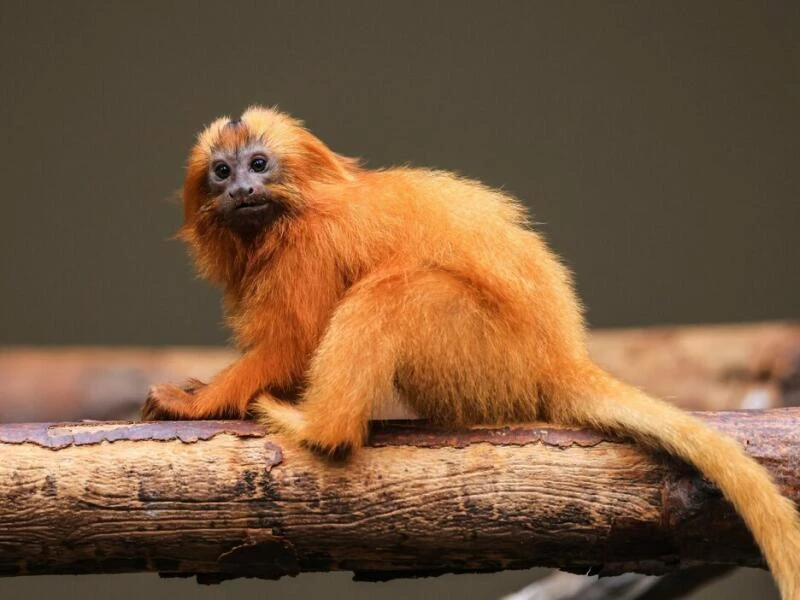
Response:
[143,347,288,420]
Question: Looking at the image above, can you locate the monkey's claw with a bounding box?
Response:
[182,378,208,394]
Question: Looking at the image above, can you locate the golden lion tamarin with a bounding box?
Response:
[143,106,800,598]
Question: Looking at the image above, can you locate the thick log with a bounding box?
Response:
[0,410,798,581]
[0,322,797,423]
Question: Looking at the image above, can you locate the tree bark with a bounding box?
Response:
[1,410,798,582]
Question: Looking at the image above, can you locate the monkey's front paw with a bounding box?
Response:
[141,384,194,421]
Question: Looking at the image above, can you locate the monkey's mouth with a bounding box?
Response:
[220,195,285,234]
[233,196,274,214]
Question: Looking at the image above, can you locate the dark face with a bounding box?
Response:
[205,140,284,234]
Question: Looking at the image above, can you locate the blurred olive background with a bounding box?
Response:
[0,1,796,598]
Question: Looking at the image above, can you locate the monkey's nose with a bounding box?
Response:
[228,186,254,200]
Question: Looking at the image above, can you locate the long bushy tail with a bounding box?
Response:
[549,363,800,600]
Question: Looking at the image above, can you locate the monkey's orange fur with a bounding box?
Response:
[145,106,800,598]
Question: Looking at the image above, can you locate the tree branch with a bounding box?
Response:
[1,410,798,581]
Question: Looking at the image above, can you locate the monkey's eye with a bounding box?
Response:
[250,157,268,173]
[213,163,231,179]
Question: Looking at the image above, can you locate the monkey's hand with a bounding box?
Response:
[142,347,293,421]
[142,382,251,421]
[141,384,196,421]
[141,379,209,420]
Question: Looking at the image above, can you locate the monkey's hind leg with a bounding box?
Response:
[255,267,497,455]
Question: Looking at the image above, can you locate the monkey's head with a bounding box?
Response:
[179,106,358,282]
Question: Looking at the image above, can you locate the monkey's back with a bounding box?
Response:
[327,168,591,424]
[352,168,586,335]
